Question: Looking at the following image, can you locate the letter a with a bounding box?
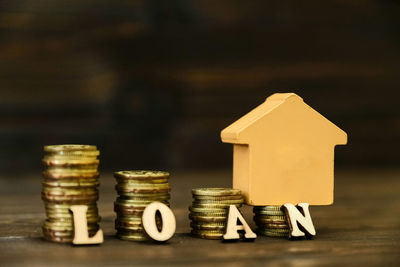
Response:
[142,202,176,242]
[70,205,103,245]
[223,205,257,240]
[283,203,316,239]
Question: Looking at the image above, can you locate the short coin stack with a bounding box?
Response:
[114,171,170,241]
[41,145,101,243]
[189,188,244,240]
[253,206,289,237]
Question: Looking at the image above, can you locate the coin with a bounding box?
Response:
[192,188,242,197]
[254,214,286,221]
[189,214,228,223]
[257,230,289,237]
[43,170,99,179]
[193,195,244,201]
[115,185,171,194]
[114,170,171,242]
[190,230,224,240]
[253,205,282,210]
[41,144,101,243]
[190,223,226,231]
[42,178,99,188]
[114,170,169,180]
[191,203,241,209]
[42,157,99,167]
[189,206,228,213]
[253,205,289,238]
[253,210,285,216]
[189,188,244,239]
[117,231,149,242]
[44,145,97,152]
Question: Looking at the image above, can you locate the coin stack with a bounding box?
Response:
[114,171,171,241]
[253,206,289,237]
[189,188,244,240]
[41,145,101,243]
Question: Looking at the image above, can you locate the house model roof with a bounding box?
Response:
[221,93,347,145]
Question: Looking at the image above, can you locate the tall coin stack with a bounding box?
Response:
[189,188,244,240]
[41,145,101,243]
[114,171,171,241]
[253,206,289,237]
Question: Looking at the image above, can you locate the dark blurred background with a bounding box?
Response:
[0,0,398,174]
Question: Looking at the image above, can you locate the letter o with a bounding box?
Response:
[142,202,176,242]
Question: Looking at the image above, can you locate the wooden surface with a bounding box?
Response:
[0,169,399,266]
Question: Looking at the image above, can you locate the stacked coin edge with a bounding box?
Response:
[41,144,101,243]
[253,205,289,237]
[189,188,244,240]
[114,170,171,242]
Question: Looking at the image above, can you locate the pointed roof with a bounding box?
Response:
[221,93,347,144]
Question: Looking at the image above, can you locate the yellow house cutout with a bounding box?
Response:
[221,93,347,206]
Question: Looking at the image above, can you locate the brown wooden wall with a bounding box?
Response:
[0,0,398,173]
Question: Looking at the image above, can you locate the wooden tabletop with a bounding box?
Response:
[0,169,399,266]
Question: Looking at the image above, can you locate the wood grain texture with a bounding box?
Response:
[0,169,399,266]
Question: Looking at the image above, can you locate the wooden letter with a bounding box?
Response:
[223,205,257,240]
[70,205,103,245]
[283,203,316,239]
[142,202,176,242]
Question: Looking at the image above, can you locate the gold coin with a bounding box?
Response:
[117,232,148,242]
[189,206,228,213]
[114,170,169,180]
[193,195,244,201]
[45,212,100,222]
[117,191,170,198]
[42,227,73,237]
[45,166,99,173]
[43,178,99,188]
[44,145,97,153]
[116,186,170,194]
[257,223,289,230]
[192,221,226,226]
[41,193,98,203]
[45,207,99,215]
[254,210,285,216]
[44,150,100,158]
[191,203,241,209]
[42,228,73,243]
[190,223,226,231]
[114,205,168,216]
[42,187,98,196]
[189,211,228,217]
[189,214,227,223]
[115,219,142,226]
[258,228,289,233]
[257,229,289,237]
[116,177,169,184]
[116,183,170,190]
[42,157,99,167]
[253,206,282,211]
[254,218,287,225]
[254,215,286,221]
[115,196,170,203]
[45,203,98,211]
[190,230,224,240]
[115,222,143,231]
[43,170,99,179]
[192,188,241,197]
[43,219,99,231]
[115,200,169,209]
